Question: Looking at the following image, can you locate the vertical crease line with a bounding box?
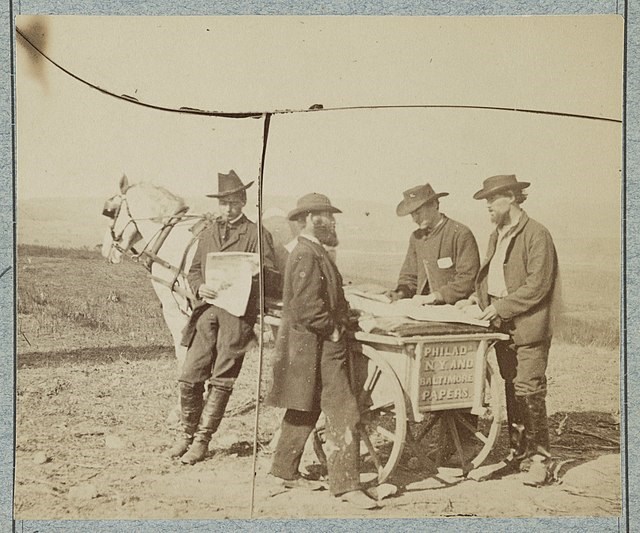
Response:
[250,112,272,518]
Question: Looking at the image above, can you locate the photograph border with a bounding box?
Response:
[3,2,633,531]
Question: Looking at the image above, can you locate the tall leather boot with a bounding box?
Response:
[167,381,205,458]
[517,393,552,486]
[505,382,527,464]
[180,387,232,465]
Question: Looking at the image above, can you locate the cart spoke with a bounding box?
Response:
[363,366,382,394]
[373,425,396,442]
[453,412,489,444]
[361,400,394,414]
[414,413,442,443]
[360,431,384,474]
[446,414,466,467]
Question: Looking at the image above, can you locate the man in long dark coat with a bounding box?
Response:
[464,174,559,485]
[267,193,379,510]
[168,170,279,464]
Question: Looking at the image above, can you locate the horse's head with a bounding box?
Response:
[101,175,142,263]
[101,174,187,264]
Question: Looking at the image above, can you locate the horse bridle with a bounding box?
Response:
[103,194,146,255]
[102,192,198,305]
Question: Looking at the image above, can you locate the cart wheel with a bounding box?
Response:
[353,345,408,484]
[311,345,407,485]
[417,357,503,473]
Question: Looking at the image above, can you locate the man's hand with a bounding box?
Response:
[198,280,232,300]
[198,284,218,300]
[418,292,443,305]
[455,294,480,309]
[385,290,404,303]
[479,304,499,322]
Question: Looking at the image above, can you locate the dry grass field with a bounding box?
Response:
[15,244,621,519]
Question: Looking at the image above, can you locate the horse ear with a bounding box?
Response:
[119,174,130,194]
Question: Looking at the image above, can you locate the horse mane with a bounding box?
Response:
[130,182,188,222]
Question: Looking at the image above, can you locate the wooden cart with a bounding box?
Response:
[265,314,509,484]
[345,328,509,484]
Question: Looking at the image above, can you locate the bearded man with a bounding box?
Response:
[463,174,559,485]
[267,193,379,510]
[168,170,279,465]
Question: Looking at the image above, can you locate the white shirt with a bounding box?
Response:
[487,213,521,298]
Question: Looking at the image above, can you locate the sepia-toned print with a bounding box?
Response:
[15,15,622,519]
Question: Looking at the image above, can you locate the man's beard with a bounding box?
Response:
[490,209,509,227]
[313,221,339,247]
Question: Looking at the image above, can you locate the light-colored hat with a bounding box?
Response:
[473,174,530,200]
[287,193,342,220]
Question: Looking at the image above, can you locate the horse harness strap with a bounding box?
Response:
[149,275,195,302]
[136,208,209,307]
[135,206,191,269]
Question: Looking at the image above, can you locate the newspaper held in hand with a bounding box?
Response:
[204,252,260,317]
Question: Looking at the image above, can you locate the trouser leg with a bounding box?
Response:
[270,409,320,480]
[319,338,361,497]
[180,307,219,384]
[495,341,526,459]
[498,339,552,483]
[178,306,251,464]
[513,339,551,458]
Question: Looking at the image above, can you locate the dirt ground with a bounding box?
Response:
[15,339,621,520]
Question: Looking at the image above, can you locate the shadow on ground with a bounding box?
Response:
[18,344,174,368]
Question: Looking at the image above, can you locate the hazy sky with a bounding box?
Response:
[16,15,622,245]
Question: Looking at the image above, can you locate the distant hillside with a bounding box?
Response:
[17,194,620,276]
[18,197,108,250]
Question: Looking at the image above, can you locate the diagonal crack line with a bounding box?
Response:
[0,266,11,279]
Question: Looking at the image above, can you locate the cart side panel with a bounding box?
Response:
[417,339,481,412]
[351,341,414,416]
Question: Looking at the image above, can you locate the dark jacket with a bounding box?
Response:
[476,211,559,346]
[266,236,350,411]
[396,215,480,304]
[180,214,280,347]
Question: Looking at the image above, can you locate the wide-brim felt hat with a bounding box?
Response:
[287,193,342,221]
[396,183,449,217]
[206,170,254,198]
[473,174,530,200]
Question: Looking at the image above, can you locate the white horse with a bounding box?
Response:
[101,174,203,372]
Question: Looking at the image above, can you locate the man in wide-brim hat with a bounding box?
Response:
[460,174,560,486]
[388,182,481,463]
[266,193,379,510]
[168,170,280,465]
[388,182,480,306]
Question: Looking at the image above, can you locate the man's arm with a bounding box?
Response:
[394,235,418,299]
[438,228,481,304]
[289,249,333,336]
[261,228,282,299]
[187,234,206,299]
[493,229,557,320]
